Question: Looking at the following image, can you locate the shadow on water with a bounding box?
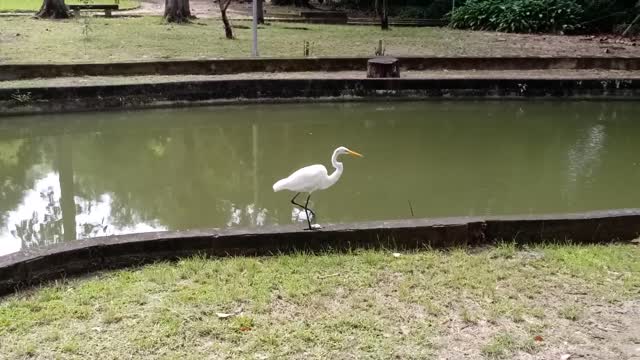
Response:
[1,100,640,256]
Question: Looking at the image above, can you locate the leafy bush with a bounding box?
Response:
[450,0,583,33]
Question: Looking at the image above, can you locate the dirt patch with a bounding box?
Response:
[438,299,640,359]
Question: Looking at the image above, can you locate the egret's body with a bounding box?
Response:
[273,146,363,230]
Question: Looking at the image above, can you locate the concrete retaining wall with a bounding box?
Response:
[2,57,639,80]
[2,78,639,116]
[1,209,639,296]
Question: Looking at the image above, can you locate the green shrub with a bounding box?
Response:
[450,0,583,33]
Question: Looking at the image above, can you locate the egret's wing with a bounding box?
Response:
[276,164,328,192]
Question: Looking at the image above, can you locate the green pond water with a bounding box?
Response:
[1,100,639,256]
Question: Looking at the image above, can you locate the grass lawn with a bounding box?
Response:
[0,0,139,12]
[1,243,639,359]
[1,16,640,64]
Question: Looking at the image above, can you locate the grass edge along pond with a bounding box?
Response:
[1,243,639,359]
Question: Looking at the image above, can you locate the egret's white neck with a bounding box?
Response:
[325,148,344,188]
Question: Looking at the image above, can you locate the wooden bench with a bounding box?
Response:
[69,3,119,17]
[299,10,348,24]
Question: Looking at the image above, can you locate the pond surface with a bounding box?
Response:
[1,101,639,256]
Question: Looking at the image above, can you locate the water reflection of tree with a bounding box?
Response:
[70,123,265,232]
[2,135,78,249]
[12,186,64,249]
[0,138,44,228]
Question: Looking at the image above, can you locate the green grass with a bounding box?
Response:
[0,0,139,12]
[0,244,638,359]
[2,16,638,64]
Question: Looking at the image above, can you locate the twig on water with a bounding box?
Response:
[407,200,414,217]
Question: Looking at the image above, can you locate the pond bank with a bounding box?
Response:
[1,75,639,115]
[2,209,640,296]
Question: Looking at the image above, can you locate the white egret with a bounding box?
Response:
[273,146,364,230]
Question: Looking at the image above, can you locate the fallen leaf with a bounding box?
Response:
[240,326,252,332]
[534,335,544,342]
[560,354,572,360]
[392,252,401,258]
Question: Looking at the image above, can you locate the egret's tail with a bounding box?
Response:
[272,178,288,192]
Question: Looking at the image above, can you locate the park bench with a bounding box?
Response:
[299,10,348,24]
[69,1,119,17]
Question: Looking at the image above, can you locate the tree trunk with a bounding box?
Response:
[218,0,234,39]
[36,0,70,19]
[257,0,264,24]
[380,0,389,30]
[221,8,234,39]
[164,0,192,23]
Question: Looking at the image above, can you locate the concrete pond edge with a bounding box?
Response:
[2,77,640,116]
[2,56,640,81]
[1,209,640,296]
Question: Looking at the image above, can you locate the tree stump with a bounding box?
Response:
[367,57,400,78]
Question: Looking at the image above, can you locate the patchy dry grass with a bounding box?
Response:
[2,16,640,64]
[0,243,639,359]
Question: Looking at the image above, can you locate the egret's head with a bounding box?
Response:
[336,146,364,158]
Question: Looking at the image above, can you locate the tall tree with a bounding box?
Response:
[374,0,389,30]
[257,0,264,24]
[36,0,70,19]
[218,0,234,39]
[165,0,192,23]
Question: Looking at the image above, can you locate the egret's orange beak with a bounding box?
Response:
[347,149,364,158]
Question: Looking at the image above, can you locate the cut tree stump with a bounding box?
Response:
[367,57,400,78]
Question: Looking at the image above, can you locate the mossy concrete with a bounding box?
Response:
[1,77,639,116]
[2,57,639,81]
[2,209,640,296]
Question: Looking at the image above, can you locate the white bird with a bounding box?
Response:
[273,146,363,230]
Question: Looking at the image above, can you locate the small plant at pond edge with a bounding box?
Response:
[79,15,93,57]
[374,39,386,56]
[303,40,311,56]
[11,91,32,104]
[81,17,92,40]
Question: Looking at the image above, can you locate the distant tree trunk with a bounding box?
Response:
[36,0,70,19]
[257,0,264,24]
[219,0,234,39]
[164,0,192,23]
[380,0,389,30]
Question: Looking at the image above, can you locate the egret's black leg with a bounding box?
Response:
[304,194,313,230]
[291,192,316,219]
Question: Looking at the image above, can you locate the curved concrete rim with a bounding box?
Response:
[2,56,640,81]
[2,77,640,116]
[2,209,640,296]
